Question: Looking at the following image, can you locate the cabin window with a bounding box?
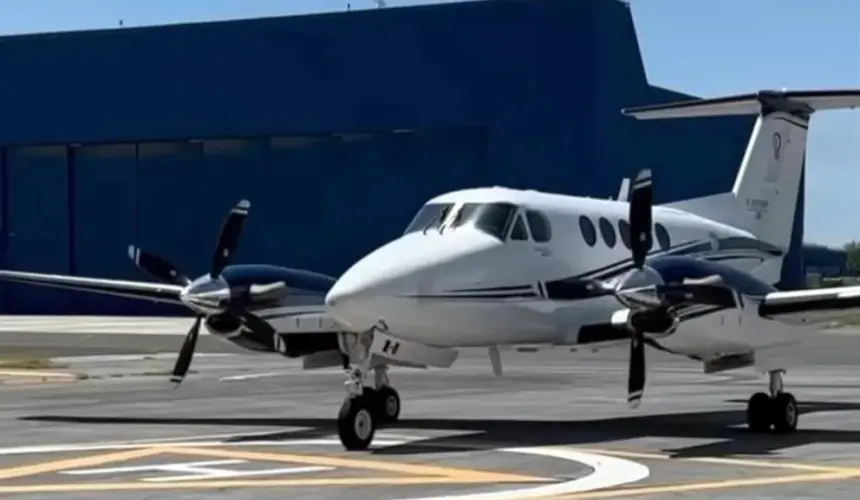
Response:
[599,217,616,248]
[403,203,453,234]
[655,223,671,250]
[509,215,529,241]
[618,220,631,249]
[526,210,552,243]
[579,215,597,246]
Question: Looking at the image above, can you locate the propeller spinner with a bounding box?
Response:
[128,199,275,386]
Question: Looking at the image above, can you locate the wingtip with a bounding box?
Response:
[236,199,251,210]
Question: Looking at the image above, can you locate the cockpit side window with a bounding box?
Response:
[526,210,552,243]
[402,203,454,235]
[509,215,529,241]
[473,202,517,240]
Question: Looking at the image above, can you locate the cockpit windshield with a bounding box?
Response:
[402,201,517,240]
[403,203,453,235]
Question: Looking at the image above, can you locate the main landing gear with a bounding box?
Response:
[746,369,798,433]
[337,332,402,451]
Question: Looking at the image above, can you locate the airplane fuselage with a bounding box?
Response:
[324,187,805,359]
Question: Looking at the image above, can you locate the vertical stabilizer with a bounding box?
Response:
[622,89,860,251]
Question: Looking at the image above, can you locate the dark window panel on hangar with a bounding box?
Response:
[0,0,803,314]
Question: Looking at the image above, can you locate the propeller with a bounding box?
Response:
[127,199,275,386]
[613,170,740,409]
[622,168,653,409]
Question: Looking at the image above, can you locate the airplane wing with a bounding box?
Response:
[0,270,183,305]
[758,285,860,326]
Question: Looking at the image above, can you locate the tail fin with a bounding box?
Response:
[622,89,860,250]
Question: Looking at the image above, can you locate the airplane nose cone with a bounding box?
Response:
[324,262,397,308]
[325,237,432,329]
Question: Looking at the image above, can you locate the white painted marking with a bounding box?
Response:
[0,435,650,498]
[52,353,235,363]
[63,459,244,476]
[0,316,196,335]
[144,465,333,482]
[219,372,288,382]
[63,459,332,482]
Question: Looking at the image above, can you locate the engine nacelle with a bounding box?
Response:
[628,309,678,335]
[204,313,242,336]
[273,332,340,358]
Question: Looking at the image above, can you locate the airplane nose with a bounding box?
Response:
[324,263,395,309]
[324,238,428,329]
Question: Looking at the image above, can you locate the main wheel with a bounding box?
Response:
[337,395,376,451]
[376,386,401,424]
[771,392,798,433]
[746,392,772,432]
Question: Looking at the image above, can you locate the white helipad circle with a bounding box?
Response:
[0,433,650,499]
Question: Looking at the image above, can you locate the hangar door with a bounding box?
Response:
[4,146,71,313]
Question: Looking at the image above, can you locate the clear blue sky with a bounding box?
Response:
[1,0,857,247]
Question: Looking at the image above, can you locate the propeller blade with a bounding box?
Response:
[628,168,653,269]
[627,330,646,408]
[210,199,250,278]
[128,245,190,286]
[171,315,203,385]
[237,310,276,337]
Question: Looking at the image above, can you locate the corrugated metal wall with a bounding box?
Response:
[0,0,802,314]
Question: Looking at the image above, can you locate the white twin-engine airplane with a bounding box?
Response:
[3,88,860,451]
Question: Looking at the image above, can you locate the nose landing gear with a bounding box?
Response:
[337,332,401,451]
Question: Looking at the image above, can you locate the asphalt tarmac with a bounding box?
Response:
[1,325,860,499]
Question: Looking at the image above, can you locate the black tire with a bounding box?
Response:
[337,395,376,451]
[746,392,772,432]
[376,386,401,424]
[771,392,798,433]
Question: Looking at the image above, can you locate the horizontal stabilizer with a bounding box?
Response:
[622,89,860,120]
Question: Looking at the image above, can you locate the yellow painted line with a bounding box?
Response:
[0,444,549,494]
[0,447,163,480]
[163,446,548,483]
[0,370,78,379]
[0,476,524,493]
[546,470,860,499]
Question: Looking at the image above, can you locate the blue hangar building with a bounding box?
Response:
[0,0,805,315]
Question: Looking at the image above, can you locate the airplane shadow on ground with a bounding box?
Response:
[20,400,860,459]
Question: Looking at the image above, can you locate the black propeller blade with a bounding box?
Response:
[625,168,653,408]
[628,329,645,408]
[211,199,250,278]
[628,168,653,269]
[233,308,276,337]
[171,315,203,385]
[128,246,190,287]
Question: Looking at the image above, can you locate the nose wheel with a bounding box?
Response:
[336,332,402,451]
[746,370,798,433]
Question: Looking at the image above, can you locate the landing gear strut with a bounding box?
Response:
[746,369,798,433]
[336,331,401,451]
